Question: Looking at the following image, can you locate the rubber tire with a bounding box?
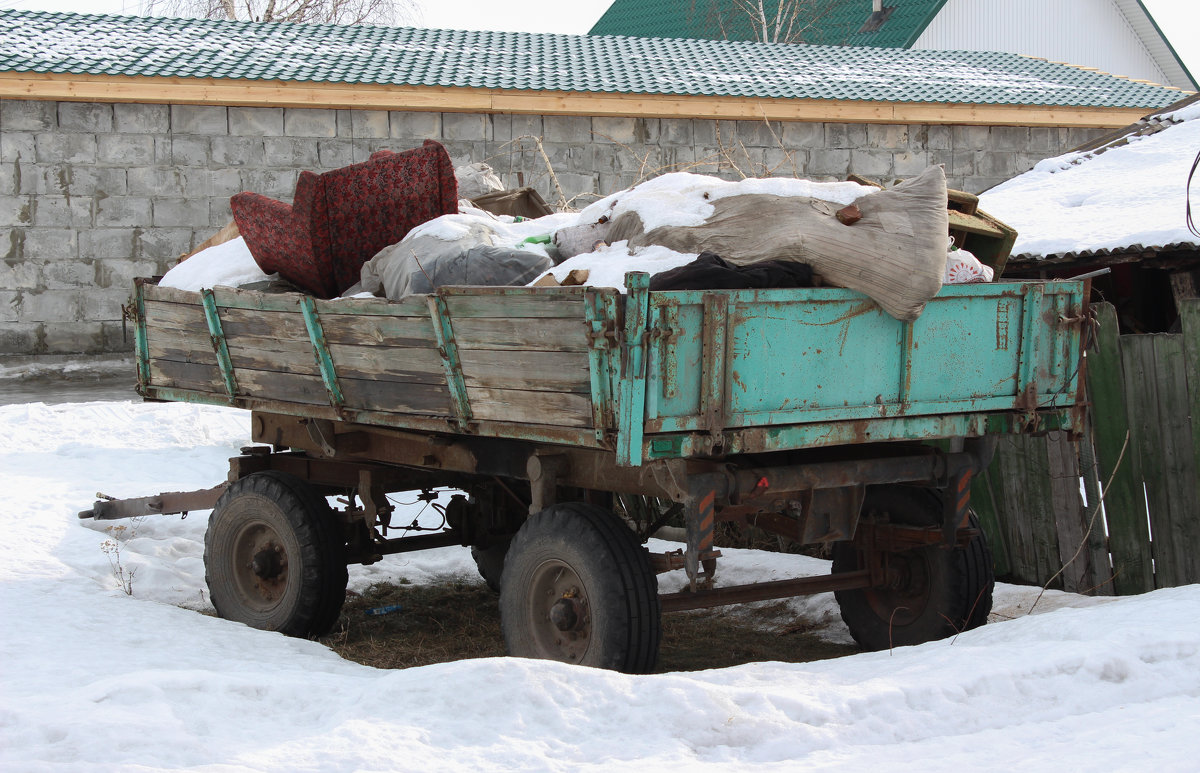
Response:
[832,486,994,651]
[471,538,511,593]
[205,471,348,638]
[500,503,661,673]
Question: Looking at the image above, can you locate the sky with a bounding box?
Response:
[4,0,1198,85]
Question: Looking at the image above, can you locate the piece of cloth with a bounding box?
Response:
[607,166,950,321]
[231,140,458,298]
[361,218,552,300]
[455,162,504,200]
[648,252,816,290]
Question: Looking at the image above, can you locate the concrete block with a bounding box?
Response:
[990,126,1030,152]
[659,144,698,173]
[241,169,299,199]
[763,147,805,177]
[126,167,188,197]
[229,107,285,136]
[96,258,162,290]
[924,125,952,151]
[169,137,210,166]
[172,105,228,135]
[209,199,233,227]
[692,120,738,148]
[657,118,692,146]
[22,228,78,260]
[83,289,127,320]
[591,117,638,145]
[951,125,991,150]
[101,322,134,353]
[736,120,786,148]
[0,165,16,197]
[263,137,321,168]
[489,113,542,144]
[0,195,34,226]
[135,228,194,261]
[975,151,1017,178]
[95,197,152,228]
[211,137,265,167]
[1,132,36,162]
[2,101,56,131]
[867,124,909,150]
[894,150,931,176]
[44,322,103,353]
[806,148,851,177]
[962,176,1003,195]
[58,103,113,133]
[14,163,46,195]
[825,123,867,149]
[0,322,39,354]
[348,110,390,138]
[35,133,98,164]
[442,113,490,142]
[285,108,338,137]
[205,168,245,198]
[542,116,591,144]
[317,139,356,168]
[154,136,173,163]
[781,121,823,149]
[32,196,91,228]
[850,149,893,178]
[390,111,441,140]
[0,256,39,288]
[61,166,128,198]
[80,229,138,261]
[152,198,210,228]
[98,134,156,166]
[114,103,170,134]
[18,289,82,323]
[0,290,19,322]
[1027,127,1057,153]
[41,259,95,290]
[1067,127,1104,148]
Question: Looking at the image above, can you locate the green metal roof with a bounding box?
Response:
[589,0,947,47]
[0,9,1183,109]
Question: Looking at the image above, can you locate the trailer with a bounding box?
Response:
[82,271,1089,673]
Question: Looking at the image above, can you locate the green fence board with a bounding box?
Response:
[1088,303,1153,594]
[991,434,1062,587]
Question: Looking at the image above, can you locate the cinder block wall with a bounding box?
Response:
[0,98,1105,355]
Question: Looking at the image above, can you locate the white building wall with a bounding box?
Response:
[914,0,1173,87]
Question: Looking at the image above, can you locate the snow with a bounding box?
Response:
[2,396,1199,769]
[159,237,276,291]
[980,101,1200,257]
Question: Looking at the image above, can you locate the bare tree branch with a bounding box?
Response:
[144,0,416,26]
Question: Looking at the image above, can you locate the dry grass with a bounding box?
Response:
[322,581,858,672]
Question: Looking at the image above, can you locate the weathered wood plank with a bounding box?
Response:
[319,314,437,348]
[1181,300,1200,556]
[144,300,208,335]
[459,349,591,393]
[1088,303,1153,595]
[314,293,430,317]
[217,307,309,341]
[451,317,589,352]
[1133,334,1200,587]
[328,343,446,384]
[1077,418,1114,595]
[969,463,1012,579]
[148,359,224,395]
[992,434,1062,587]
[465,387,593,428]
[1045,431,1096,594]
[340,377,452,416]
[440,288,589,319]
[148,338,218,367]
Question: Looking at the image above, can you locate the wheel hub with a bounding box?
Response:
[251,544,284,580]
[550,596,584,632]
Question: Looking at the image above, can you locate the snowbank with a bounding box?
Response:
[2,399,1198,769]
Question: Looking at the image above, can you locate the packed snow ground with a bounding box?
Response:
[2,398,1199,770]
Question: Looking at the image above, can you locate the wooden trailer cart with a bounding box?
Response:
[81,272,1089,672]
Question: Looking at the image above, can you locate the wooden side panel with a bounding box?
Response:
[444,290,595,427]
[970,464,1012,579]
[1089,303,1153,595]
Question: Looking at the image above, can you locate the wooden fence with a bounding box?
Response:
[971,299,1200,595]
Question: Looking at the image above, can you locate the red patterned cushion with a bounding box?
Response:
[232,140,458,298]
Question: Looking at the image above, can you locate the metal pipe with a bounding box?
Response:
[659,569,872,613]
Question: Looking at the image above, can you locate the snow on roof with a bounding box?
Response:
[979,96,1200,260]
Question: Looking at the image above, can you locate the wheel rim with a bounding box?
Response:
[862,549,932,627]
[231,520,291,613]
[526,558,592,663]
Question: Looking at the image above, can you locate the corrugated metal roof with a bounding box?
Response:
[0,9,1185,108]
[589,0,947,48]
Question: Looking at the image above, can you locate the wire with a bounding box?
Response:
[1187,147,1200,239]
